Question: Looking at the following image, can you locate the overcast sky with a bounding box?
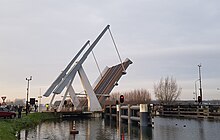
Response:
[0,0,220,103]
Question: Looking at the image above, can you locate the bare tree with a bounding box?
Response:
[124,89,151,104]
[107,89,151,105]
[106,92,120,104]
[154,76,181,104]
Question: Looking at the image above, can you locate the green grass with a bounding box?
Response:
[0,112,58,140]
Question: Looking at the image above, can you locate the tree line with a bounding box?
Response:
[106,76,182,105]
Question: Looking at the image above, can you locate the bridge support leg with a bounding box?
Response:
[69,85,80,109]
[49,93,56,110]
[78,66,102,112]
[140,104,151,127]
[58,86,69,112]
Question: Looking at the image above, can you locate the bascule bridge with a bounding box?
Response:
[43,25,132,112]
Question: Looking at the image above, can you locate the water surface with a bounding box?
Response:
[19,117,220,140]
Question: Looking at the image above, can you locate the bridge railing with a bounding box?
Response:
[159,104,220,119]
[104,104,153,127]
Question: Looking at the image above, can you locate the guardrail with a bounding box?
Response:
[104,104,153,127]
[159,104,220,119]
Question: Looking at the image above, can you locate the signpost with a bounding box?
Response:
[1,96,6,105]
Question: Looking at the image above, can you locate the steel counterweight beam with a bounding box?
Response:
[43,40,90,97]
[53,25,110,94]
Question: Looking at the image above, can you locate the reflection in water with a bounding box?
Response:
[115,119,152,140]
[24,130,28,140]
[198,120,205,140]
[19,117,220,140]
[69,121,78,140]
[140,126,152,140]
[19,118,147,140]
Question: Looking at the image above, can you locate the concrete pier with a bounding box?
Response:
[140,104,149,126]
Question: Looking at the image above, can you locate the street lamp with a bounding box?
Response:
[194,79,200,102]
[38,88,42,112]
[198,64,202,104]
[26,76,32,115]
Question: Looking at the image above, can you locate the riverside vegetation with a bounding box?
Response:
[0,112,58,140]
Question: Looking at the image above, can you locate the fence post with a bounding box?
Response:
[116,104,121,123]
[109,105,112,121]
[128,104,131,124]
[119,104,122,122]
[197,105,200,117]
[207,106,210,116]
[178,105,180,116]
[205,106,209,116]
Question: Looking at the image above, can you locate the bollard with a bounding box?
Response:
[140,104,150,127]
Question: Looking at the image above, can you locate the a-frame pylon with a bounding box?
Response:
[43,25,110,112]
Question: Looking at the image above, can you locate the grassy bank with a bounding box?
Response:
[0,112,58,140]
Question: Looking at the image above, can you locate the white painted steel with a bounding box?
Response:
[121,106,128,109]
[78,66,101,111]
[130,105,139,110]
[69,85,80,107]
[58,78,74,112]
[54,25,110,94]
[43,40,89,97]
[140,104,148,112]
[49,93,56,110]
[116,105,119,112]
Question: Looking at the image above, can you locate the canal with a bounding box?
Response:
[18,117,220,140]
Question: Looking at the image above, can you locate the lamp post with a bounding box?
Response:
[198,64,202,104]
[194,79,200,102]
[26,76,32,115]
[38,88,42,112]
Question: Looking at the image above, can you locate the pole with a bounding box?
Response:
[198,64,202,104]
[38,88,42,112]
[194,79,199,102]
[26,76,32,115]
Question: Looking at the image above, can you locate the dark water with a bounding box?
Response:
[19,117,220,140]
